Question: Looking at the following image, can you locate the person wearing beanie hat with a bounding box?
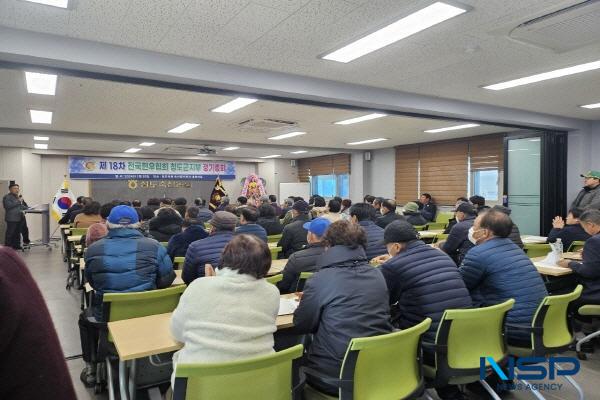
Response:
[182,211,237,284]
[277,217,331,294]
[441,202,477,266]
[377,220,472,400]
[402,201,427,226]
[278,200,311,258]
[79,205,175,386]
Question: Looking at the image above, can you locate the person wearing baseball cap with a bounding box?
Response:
[571,170,600,211]
[277,217,331,294]
[377,220,472,400]
[441,202,477,266]
[79,205,175,386]
[182,210,237,284]
[278,200,311,258]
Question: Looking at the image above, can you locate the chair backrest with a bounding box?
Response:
[268,234,283,243]
[413,225,427,232]
[426,222,447,231]
[432,233,449,244]
[531,285,582,353]
[160,241,169,248]
[523,243,552,258]
[271,246,281,260]
[435,212,454,224]
[436,299,514,371]
[266,274,283,285]
[295,272,314,292]
[340,318,431,400]
[173,344,303,400]
[103,285,185,323]
[174,256,185,268]
[568,241,586,252]
[70,227,88,236]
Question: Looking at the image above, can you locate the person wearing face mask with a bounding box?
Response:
[547,207,590,251]
[572,170,600,210]
[441,202,478,266]
[459,210,547,346]
[444,197,469,234]
[377,220,472,400]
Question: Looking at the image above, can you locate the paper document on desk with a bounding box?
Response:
[278,298,298,316]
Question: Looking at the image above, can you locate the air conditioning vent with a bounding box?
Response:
[236,118,298,132]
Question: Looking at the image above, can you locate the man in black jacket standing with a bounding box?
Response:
[3,183,27,250]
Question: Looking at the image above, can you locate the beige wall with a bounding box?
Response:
[257,159,298,201]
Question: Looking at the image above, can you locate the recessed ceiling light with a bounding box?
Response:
[334,113,386,125]
[260,154,282,159]
[23,0,69,8]
[30,110,52,124]
[222,146,240,151]
[139,142,155,147]
[124,148,141,153]
[291,150,308,154]
[34,143,48,150]
[25,72,57,95]
[33,136,49,141]
[322,2,467,63]
[211,97,258,113]
[268,131,306,140]
[347,138,388,145]
[483,59,600,90]
[168,123,200,134]
[424,123,479,133]
[581,102,600,109]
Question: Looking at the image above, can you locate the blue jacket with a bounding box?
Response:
[441,215,475,265]
[167,225,208,260]
[459,238,547,343]
[419,202,437,222]
[235,223,268,242]
[85,228,175,320]
[196,207,213,223]
[358,220,388,259]
[380,240,472,342]
[182,230,234,284]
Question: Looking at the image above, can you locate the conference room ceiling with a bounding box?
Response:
[0,68,509,158]
[1,0,599,120]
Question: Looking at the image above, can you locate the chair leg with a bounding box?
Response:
[576,330,600,352]
[555,363,584,400]
[517,379,546,400]
[106,358,115,400]
[478,379,503,400]
[422,389,436,400]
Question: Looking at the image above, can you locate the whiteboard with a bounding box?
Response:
[279,182,310,201]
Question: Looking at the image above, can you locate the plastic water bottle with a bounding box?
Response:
[556,238,563,258]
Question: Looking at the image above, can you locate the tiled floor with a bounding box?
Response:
[19,244,600,400]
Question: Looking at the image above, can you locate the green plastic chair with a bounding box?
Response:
[576,304,600,360]
[426,222,447,231]
[506,285,583,399]
[70,227,88,236]
[173,344,304,400]
[160,241,169,248]
[523,243,552,258]
[271,246,282,260]
[422,299,515,397]
[413,225,427,232]
[304,318,432,400]
[267,274,283,285]
[435,212,454,225]
[268,234,283,243]
[432,233,449,244]
[568,240,586,252]
[174,256,185,268]
[294,272,314,292]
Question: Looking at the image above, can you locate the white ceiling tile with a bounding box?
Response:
[250,0,311,14]
[219,3,290,44]
[67,0,132,43]
[4,0,70,35]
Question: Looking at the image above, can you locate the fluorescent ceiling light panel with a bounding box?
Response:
[347,138,388,145]
[34,143,48,149]
[222,146,240,151]
[30,110,52,124]
[124,148,141,153]
[25,72,57,95]
[23,0,69,8]
[139,142,155,147]
[260,155,282,159]
[581,102,600,109]
[268,131,306,140]
[168,123,200,133]
[33,136,49,141]
[424,123,479,133]
[334,113,386,125]
[291,150,308,154]
[484,60,600,90]
[322,2,466,63]
[211,97,258,113]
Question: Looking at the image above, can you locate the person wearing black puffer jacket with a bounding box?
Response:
[350,203,387,260]
[441,202,477,266]
[149,207,183,242]
[167,206,208,260]
[257,204,283,236]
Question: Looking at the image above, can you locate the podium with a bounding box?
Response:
[24,203,51,248]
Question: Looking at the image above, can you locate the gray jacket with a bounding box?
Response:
[3,193,24,222]
[572,185,600,211]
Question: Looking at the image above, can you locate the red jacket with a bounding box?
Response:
[0,247,77,400]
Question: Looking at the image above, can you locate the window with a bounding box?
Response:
[472,169,499,201]
[311,174,349,198]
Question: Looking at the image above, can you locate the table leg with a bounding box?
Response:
[119,360,129,400]
[129,359,137,400]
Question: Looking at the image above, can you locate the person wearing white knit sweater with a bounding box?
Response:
[170,234,280,388]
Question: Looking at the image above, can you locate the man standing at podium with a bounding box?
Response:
[3,183,27,250]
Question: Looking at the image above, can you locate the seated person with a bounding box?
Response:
[350,203,387,259]
[171,234,279,387]
[444,197,469,234]
[293,220,392,396]
[459,210,547,345]
[80,206,175,385]
[59,195,84,224]
[278,200,310,258]
[322,199,344,223]
[441,202,477,266]
[279,198,294,219]
[310,196,327,219]
[149,207,183,242]
[469,195,490,214]
[490,205,524,248]
[193,197,213,223]
[138,205,155,236]
[85,202,115,246]
[153,197,177,216]
[182,211,236,284]
[373,197,384,217]
[257,203,283,236]
[167,206,208,260]
[235,205,268,242]
[418,193,437,222]
[69,197,92,223]
[73,201,103,228]
[236,195,248,209]
[173,197,187,218]
[401,201,427,226]
[277,217,330,294]
[376,199,403,229]
[268,194,282,216]
[548,207,590,250]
